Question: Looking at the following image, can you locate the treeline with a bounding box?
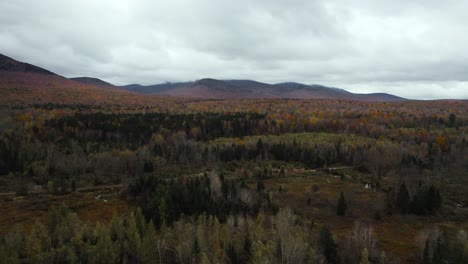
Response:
[126,171,278,227]
[44,112,266,144]
[39,109,465,147]
[0,204,323,264]
[395,184,442,215]
[1,204,466,264]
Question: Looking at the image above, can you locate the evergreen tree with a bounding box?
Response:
[125,213,142,263]
[319,226,339,264]
[396,183,410,214]
[256,138,264,159]
[337,192,347,216]
[422,240,431,264]
[410,189,427,215]
[1,231,23,264]
[427,185,442,213]
[94,224,116,264]
[25,223,50,263]
[15,174,28,196]
[71,178,76,192]
[192,238,200,261]
[227,242,239,264]
[0,245,7,264]
[142,221,158,264]
[449,113,456,127]
[243,235,252,263]
[432,232,448,264]
[410,185,442,215]
[257,179,265,192]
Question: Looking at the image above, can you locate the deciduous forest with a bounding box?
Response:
[0,99,467,263]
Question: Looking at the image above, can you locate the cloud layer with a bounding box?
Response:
[1,0,467,99]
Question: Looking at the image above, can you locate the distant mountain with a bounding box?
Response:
[0,54,160,106]
[160,79,264,99]
[70,77,115,88]
[0,53,406,104]
[120,78,406,102]
[122,81,194,94]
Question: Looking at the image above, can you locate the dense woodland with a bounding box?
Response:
[0,99,467,263]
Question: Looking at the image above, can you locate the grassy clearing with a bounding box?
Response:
[0,187,128,236]
[263,169,467,262]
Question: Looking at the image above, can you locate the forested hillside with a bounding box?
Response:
[0,98,467,263]
[119,78,406,101]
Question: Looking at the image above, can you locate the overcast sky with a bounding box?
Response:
[1,0,467,99]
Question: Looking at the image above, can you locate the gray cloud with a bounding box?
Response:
[0,0,467,99]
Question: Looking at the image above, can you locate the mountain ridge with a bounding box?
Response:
[120,78,406,102]
[0,53,162,106]
[0,54,55,75]
[0,53,406,102]
[70,77,115,88]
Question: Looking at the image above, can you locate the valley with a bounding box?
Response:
[0,54,467,263]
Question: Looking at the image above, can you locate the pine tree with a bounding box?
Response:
[337,192,347,216]
[125,213,142,263]
[71,178,76,192]
[422,240,431,264]
[142,221,158,264]
[427,185,441,213]
[396,183,410,214]
[25,223,50,263]
[432,232,448,264]
[227,242,239,264]
[1,231,23,264]
[15,174,28,196]
[256,179,265,192]
[449,113,456,127]
[256,138,264,159]
[94,224,116,264]
[243,235,252,263]
[319,226,339,264]
[0,245,7,264]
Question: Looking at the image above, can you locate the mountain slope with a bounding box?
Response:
[0,54,162,106]
[0,53,406,103]
[121,79,406,101]
[160,78,265,99]
[0,54,55,75]
[70,77,115,88]
[122,81,194,94]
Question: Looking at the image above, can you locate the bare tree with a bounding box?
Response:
[347,220,377,262]
[272,208,309,263]
[208,170,222,198]
[415,226,440,260]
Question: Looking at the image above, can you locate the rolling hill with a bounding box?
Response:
[0,53,406,104]
[0,54,55,75]
[0,54,163,106]
[70,77,115,88]
[121,82,194,94]
[121,78,406,101]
